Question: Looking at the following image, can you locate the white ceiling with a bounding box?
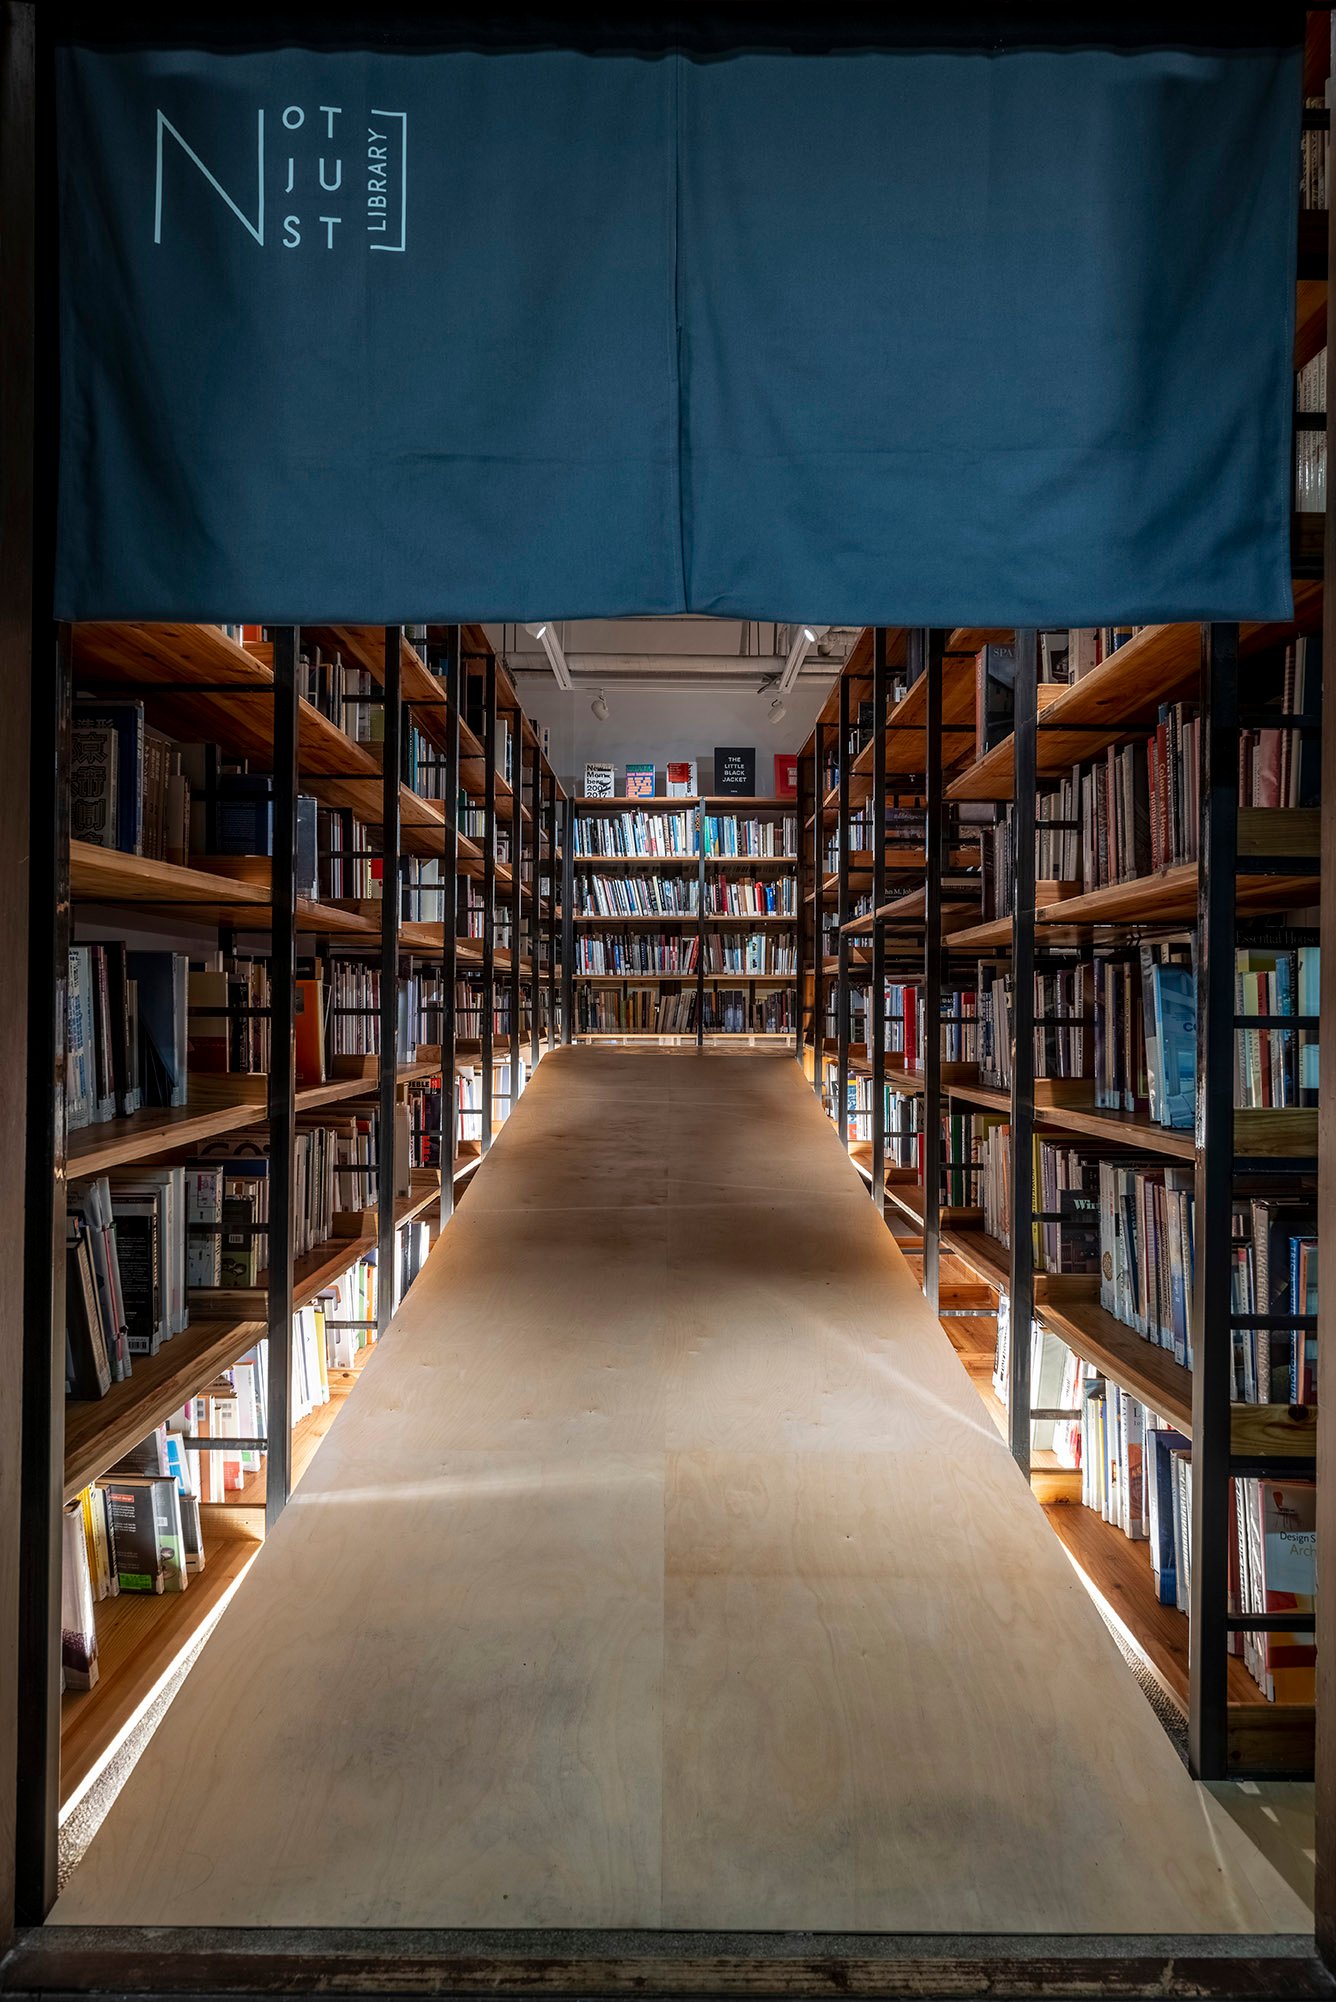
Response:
[485,617,862,688]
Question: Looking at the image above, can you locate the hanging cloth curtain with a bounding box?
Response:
[53,9,1302,624]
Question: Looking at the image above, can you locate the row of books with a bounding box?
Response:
[841,1078,921,1167]
[574,936,700,975]
[71,697,192,860]
[1296,347,1326,516]
[702,879,796,916]
[576,873,697,918]
[701,990,797,1034]
[65,1110,407,1392]
[459,804,514,862]
[701,936,797,975]
[455,1059,518,1129]
[1078,1379,1315,1703]
[700,813,796,857]
[976,962,1089,1090]
[575,991,699,1034]
[68,945,186,1128]
[1302,102,1328,209]
[573,810,694,856]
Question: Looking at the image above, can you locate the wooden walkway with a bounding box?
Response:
[52,1049,1309,1933]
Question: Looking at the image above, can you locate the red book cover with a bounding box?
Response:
[773,753,798,798]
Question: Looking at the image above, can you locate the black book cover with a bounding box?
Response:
[108,1198,161,1356]
[714,747,756,796]
[66,1226,112,1399]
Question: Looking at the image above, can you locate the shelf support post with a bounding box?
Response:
[528,742,541,1074]
[545,771,559,1049]
[836,669,852,1144]
[265,624,300,1531]
[509,690,523,1103]
[811,719,826,1100]
[481,650,497,1150]
[1318,50,1336,1953]
[870,628,888,1211]
[375,625,403,1335]
[16,622,69,1922]
[1188,620,1239,1782]
[561,794,575,1043]
[438,625,460,1230]
[923,629,946,1303]
[696,804,706,1048]
[1006,627,1039,1480]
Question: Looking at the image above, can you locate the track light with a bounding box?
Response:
[591,689,609,722]
[768,695,787,724]
[523,621,572,691]
[779,623,831,693]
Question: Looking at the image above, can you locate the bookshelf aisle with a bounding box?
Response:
[564,794,798,1048]
[22,619,565,1900]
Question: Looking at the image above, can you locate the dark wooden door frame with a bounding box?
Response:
[2,5,1333,1988]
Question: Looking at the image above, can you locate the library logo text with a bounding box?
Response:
[153,105,409,254]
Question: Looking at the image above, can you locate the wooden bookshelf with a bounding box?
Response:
[35,620,567,1902]
[801,598,1322,1780]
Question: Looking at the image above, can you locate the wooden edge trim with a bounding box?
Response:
[2,1933,1331,2000]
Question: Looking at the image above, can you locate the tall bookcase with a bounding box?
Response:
[800,606,1323,1782]
[17,619,565,1916]
[564,795,799,1048]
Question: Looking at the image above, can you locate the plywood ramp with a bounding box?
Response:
[52,1049,1308,1934]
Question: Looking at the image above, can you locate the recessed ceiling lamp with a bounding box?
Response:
[523,621,572,691]
[778,623,831,693]
[591,689,609,722]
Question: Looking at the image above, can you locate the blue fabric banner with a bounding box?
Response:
[54,27,1301,623]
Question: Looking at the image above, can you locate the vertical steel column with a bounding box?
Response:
[696,803,706,1049]
[561,794,575,1043]
[1006,628,1039,1479]
[836,671,853,1143]
[795,742,808,1072]
[545,773,559,1048]
[811,719,826,1100]
[265,626,300,1531]
[869,629,889,1211]
[481,652,497,1151]
[1188,620,1239,1781]
[922,630,946,1307]
[438,626,460,1231]
[528,744,541,1072]
[1318,44,1336,1953]
[509,699,523,1099]
[16,622,69,1921]
[376,626,403,1330]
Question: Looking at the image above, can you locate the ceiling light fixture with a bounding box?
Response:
[523,621,572,691]
[768,695,787,725]
[778,623,830,693]
[591,689,609,722]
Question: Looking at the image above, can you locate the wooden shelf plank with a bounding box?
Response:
[64,1317,264,1505]
[69,1068,442,1177]
[188,1173,440,1321]
[946,594,1323,804]
[60,1536,258,1811]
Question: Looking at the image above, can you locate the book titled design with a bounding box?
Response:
[583,763,615,799]
[714,747,756,796]
[624,763,655,799]
[666,760,697,797]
